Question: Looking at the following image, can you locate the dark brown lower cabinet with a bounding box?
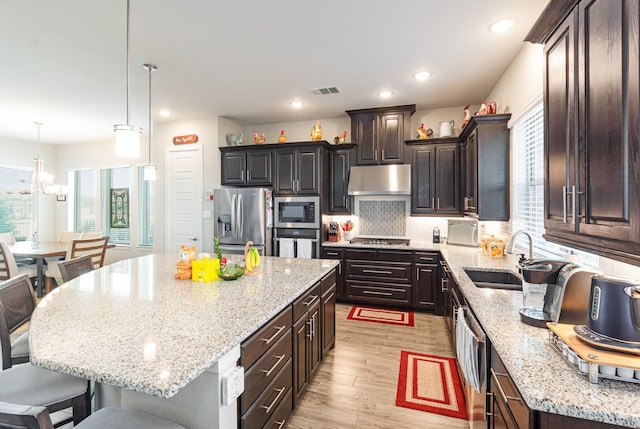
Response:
[292,282,322,407]
[239,269,336,428]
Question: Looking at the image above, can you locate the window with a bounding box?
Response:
[138,167,153,246]
[73,169,96,232]
[512,102,545,251]
[512,101,598,266]
[0,166,32,240]
[102,167,131,245]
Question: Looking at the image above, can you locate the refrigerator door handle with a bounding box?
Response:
[231,194,238,237]
[238,194,244,238]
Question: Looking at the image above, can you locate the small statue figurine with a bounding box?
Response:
[175,245,197,280]
[477,100,488,115]
[278,130,287,143]
[416,123,433,139]
[461,104,471,129]
[227,133,243,146]
[311,120,322,141]
[334,131,348,144]
[253,132,266,144]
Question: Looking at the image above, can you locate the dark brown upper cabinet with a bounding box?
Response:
[220,147,272,186]
[347,105,415,165]
[529,0,640,265]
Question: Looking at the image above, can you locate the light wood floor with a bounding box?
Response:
[286,303,470,429]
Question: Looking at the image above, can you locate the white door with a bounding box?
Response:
[167,146,203,253]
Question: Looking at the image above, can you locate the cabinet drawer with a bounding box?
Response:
[491,349,533,429]
[321,248,344,260]
[346,281,412,305]
[413,251,439,264]
[292,282,321,322]
[241,359,292,429]
[241,306,292,369]
[321,270,336,294]
[262,387,293,429]
[345,249,376,260]
[346,261,411,283]
[240,329,292,415]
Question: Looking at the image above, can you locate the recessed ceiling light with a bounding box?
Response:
[290,100,304,108]
[413,71,431,81]
[490,18,516,33]
[378,90,393,98]
[159,110,171,117]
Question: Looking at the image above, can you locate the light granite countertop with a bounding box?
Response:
[29,254,338,399]
[323,240,640,428]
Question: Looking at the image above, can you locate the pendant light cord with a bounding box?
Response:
[126,0,132,126]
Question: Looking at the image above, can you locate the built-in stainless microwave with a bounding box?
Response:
[273,196,320,229]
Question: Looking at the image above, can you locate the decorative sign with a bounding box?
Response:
[110,188,130,228]
[173,134,198,145]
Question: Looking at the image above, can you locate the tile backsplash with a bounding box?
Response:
[358,200,406,236]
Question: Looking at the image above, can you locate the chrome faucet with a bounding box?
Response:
[506,230,533,261]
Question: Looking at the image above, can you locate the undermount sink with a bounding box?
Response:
[463,268,523,291]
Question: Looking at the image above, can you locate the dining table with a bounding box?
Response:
[8,240,114,297]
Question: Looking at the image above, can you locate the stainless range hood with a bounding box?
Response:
[347,164,411,196]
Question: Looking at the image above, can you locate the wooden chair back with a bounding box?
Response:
[0,274,36,369]
[80,231,103,239]
[58,255,94,283]
[0,401,53,429]
[0,242,19,281]
[58,231,83,243]
[66,236,109,270]
[0,232,16,244]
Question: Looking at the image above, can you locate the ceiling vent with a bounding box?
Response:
[308,86,342,96]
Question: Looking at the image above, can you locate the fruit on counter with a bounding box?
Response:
[244,240,261,273]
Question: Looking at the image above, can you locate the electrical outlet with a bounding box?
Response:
[221,366,244,405]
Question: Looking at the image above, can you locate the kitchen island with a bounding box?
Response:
[324,240,640,428]
[29,253,338,429]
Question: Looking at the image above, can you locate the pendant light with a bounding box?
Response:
[143,63,157,181]
[114,0,141,158]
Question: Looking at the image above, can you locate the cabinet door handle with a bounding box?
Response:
[261,354,286,377]
[490,369,523,404]
[307,317,314,339]
[381,149,385,160]
[261,325,286,344]
[362,269,392,275]
[416,267,420,281]
[274,419,286,429]
[303,294,319,307]
[441,277,449,292]
[571,185,576,226]
[437,198,440,210]
[562,186,568,223]
[241,170,245,182]
[432,198,435,209]
[247,170,251,181]
[260,386,286,413]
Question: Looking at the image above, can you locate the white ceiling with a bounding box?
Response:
[0,0,548,145]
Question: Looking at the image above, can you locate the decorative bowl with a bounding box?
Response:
[216,263,245,281]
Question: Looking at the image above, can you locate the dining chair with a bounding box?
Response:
[0,232,16,244]
[0,274,91,427]
[57,255,94,283]
[44,236,109,293]
[0,402,187,429]
[57,231,83,243]
[0,240,37,284]
[79,231,103,239]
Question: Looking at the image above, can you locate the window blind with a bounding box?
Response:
[138,166,153,246]
[0,165,33,240]
[73,169,96,232]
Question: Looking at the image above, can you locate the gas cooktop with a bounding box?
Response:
[349,237,411,246]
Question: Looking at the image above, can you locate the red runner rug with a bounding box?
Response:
[346,306,414,326]
[396,350,467,420]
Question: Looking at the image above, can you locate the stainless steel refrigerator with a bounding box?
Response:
[213,188,273,255]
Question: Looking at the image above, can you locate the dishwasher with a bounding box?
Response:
[455,304,487,428]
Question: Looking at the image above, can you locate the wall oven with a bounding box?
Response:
[273,196,320,229]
